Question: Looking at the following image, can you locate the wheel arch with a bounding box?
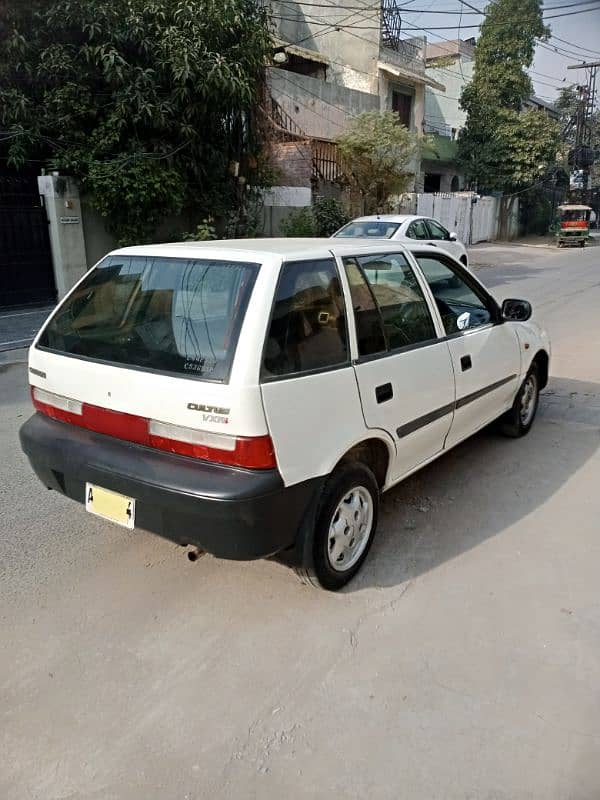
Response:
[531,349,549,390]
[333,435,394,490]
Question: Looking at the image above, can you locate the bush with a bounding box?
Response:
[183,219,218,241]
[280,197,349,237]
[280,207,316,237]
[312,197,349,236]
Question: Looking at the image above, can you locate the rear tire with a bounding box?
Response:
[295,463,379,591]
[499,363,540,438]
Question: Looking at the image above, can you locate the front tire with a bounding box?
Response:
[295,463,379,591]
[499,363,540,438]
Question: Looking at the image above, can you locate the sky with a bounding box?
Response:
[397,0,600,104]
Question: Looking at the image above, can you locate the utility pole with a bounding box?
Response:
[566,60,599,201]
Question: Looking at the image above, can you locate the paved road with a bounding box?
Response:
[0,306,55,352]
[1,244,600,799]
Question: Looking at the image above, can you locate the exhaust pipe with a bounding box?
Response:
[187,547,205,563]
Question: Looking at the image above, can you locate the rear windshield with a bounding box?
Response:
[38,255,259,382]
[333,221,400,239]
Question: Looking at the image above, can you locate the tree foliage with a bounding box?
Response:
[0,0,273,242]
[457,0,561,206]
[336,111,418,214]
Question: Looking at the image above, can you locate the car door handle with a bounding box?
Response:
[376,383,393,403]
[461,355,472,371]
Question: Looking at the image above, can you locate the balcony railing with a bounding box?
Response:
[423,121,455,139]
[380,0,425,70]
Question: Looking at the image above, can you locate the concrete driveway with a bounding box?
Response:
[1,244,599,799]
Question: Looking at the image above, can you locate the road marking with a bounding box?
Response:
[0,338,32,347]
[0,309,52,320]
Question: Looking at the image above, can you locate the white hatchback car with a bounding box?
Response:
[21,239,549,590]
[333,214,469,267]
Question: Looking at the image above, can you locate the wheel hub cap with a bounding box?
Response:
[520,374,538,426]
[327,486,373,572]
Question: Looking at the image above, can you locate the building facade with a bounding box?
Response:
[422,39,475,193]
[267,0,445,193]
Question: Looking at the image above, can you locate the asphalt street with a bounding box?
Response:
[1,242,600,799]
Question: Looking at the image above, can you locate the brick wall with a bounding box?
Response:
[269,141,313,187]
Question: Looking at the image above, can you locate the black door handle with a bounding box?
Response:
[376,383,393,403]
[461,355,472,371]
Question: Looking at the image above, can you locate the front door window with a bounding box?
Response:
[425,220,450,241]
[415,255,494,334]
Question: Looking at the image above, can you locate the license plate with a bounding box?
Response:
[85,483,135,529]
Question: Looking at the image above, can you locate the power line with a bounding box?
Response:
[272,3,600,30]
[550,34,600,58]
[272,0,600,9]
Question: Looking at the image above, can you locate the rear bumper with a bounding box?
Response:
[20,413,322,560]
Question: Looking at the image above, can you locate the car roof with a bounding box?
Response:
[108,237,443,262]
[344,215,421,223]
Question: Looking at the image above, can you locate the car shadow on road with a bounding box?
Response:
[349,376,600,592]
[472,264,541,290]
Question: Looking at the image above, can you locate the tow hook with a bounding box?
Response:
[187,547,206,563]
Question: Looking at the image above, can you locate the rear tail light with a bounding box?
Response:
[31,386,276,469]
[148,420,276,469]
[32,387,82,422]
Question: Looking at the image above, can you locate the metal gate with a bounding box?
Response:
[0,176,56,308]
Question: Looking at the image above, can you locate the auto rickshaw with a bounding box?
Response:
[556,204,592,248]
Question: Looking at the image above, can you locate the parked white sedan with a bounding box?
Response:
[333,214,469,267]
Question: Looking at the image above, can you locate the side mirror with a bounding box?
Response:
[502,298,532,322]
[448,232,458,241]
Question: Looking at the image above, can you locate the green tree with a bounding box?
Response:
[336,111,418,215]
[0,0,272,243]
[457,0,562,237]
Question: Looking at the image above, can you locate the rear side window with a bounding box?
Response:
[344,253,436,352]
[38,255,259,382]
[262,258,348,379]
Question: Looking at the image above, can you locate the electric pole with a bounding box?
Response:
[566,60,599,200]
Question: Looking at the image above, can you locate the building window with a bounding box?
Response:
[424,173,441,193]
[281,53,327,80]
[392,90,412,129]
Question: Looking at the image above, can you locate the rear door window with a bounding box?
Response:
[262,258,349,379]
[343,253,437,352]
[343,259,386,357]
[37,255,259,382]
[406,220,430,240]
